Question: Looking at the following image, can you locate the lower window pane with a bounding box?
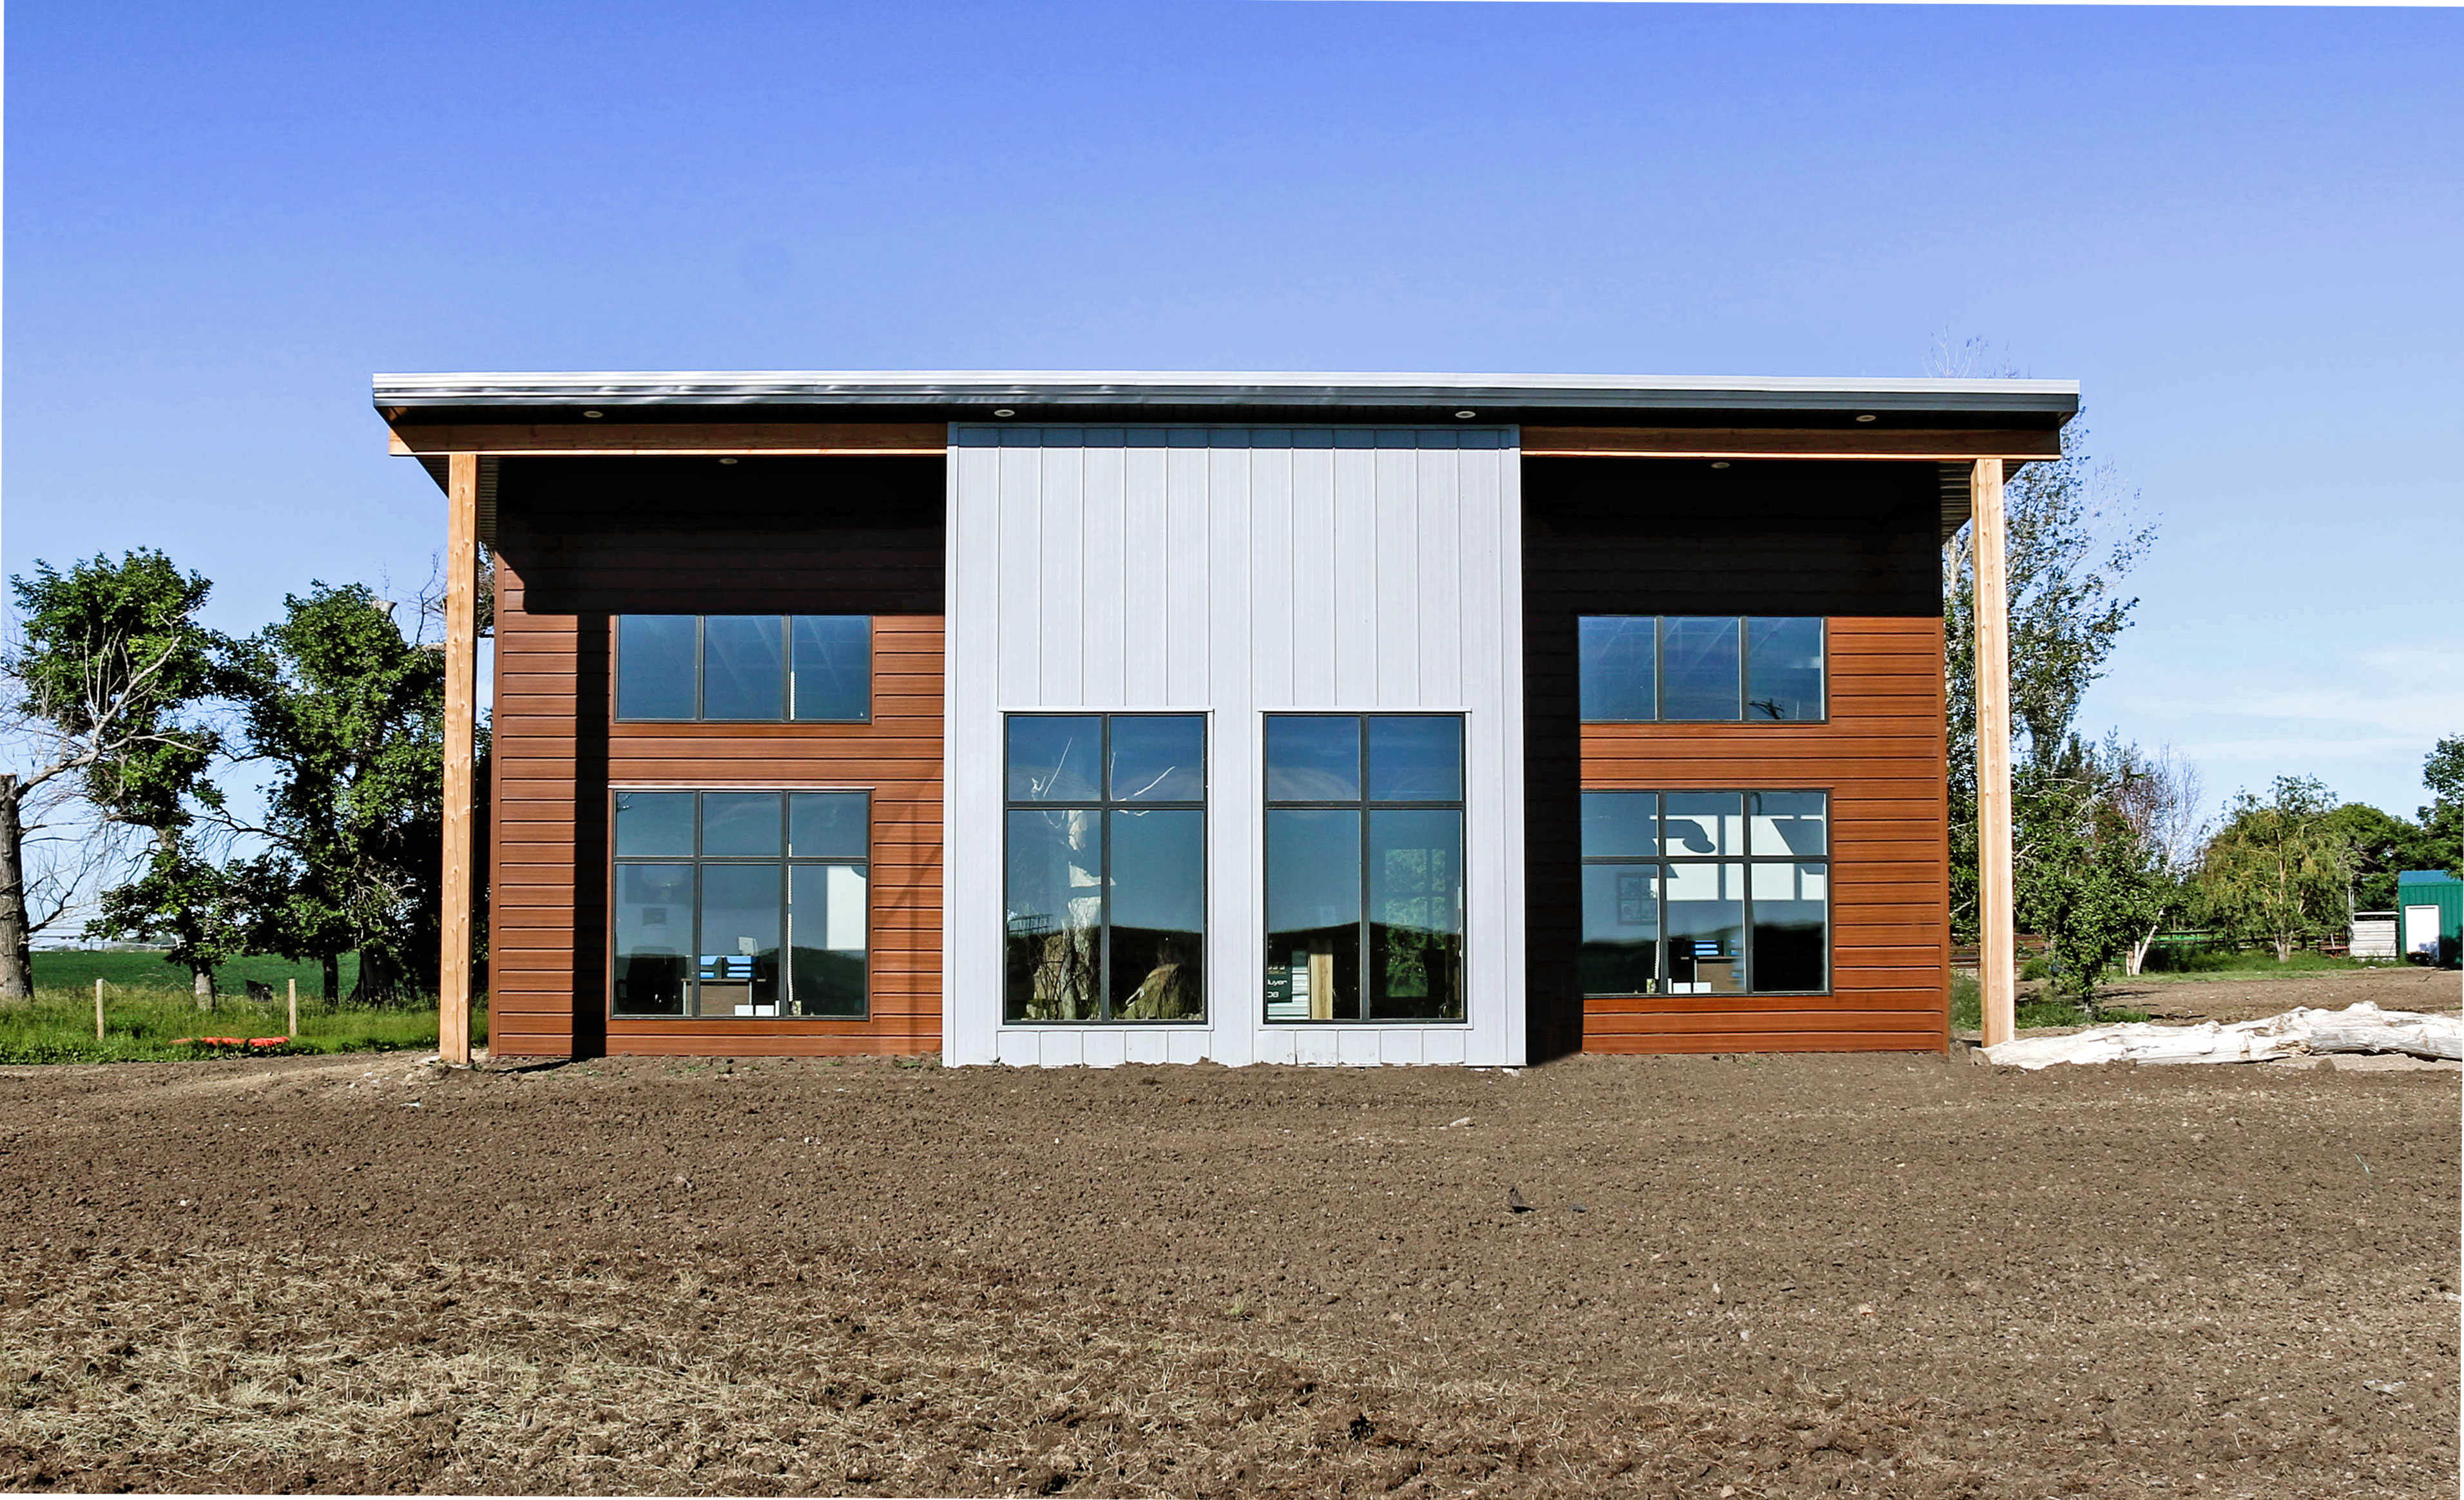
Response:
[1579,864,1660,995]
[1751,861,1829,992]
[613,863,693,1015]
[1369,809,1464,1020]
[1006,809,1103,1021]
[1665,861,1745,995]
[697,864,782,1016]
[789,863,868,1016]
[1108,809,1204,1020]
[1266,809,1361,1021]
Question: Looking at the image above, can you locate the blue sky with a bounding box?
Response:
[7,1,2459,820]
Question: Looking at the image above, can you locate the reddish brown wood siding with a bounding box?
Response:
[1522,458,1950,1057]
[486,457,945,1058]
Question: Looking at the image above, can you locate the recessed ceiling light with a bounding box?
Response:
[582,410,604,419]
[718,457,739,465]
[1455,410,1477,419]
[993,408,1016,418]
[1854,414,1876,423]
[1711,461,1731,469]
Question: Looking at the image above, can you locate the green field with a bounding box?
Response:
[5,952,485,1064]
[2131,948,2394,982]
[30,948,363,996]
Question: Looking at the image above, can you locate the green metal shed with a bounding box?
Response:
[2394,870,2462,967]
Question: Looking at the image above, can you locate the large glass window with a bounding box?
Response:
[611,789,869,1018]
[1265,715,1465,1023]
[615,615,872,722]
[1004,715,1206,1023]
[1579,790,1829,995]
[1575,617,1826,722]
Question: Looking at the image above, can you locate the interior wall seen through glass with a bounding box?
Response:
[1577,789,1830,997]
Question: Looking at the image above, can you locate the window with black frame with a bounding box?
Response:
[1579,790,1829,996]
[1004,715,1206,1023]
[611,790,869,1018]
[1577,617,1825,722]
[615,615,871,722]
[1264,715,1465,1023]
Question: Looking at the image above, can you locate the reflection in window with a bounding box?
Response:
[1003,715,1205,1023]
[1577,789,1829,995]
[1575,617,1825,723]
[1265,715,1465,1023]
[611,789,869,1019]
[615,615,872,722]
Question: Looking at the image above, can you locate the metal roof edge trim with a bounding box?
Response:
[372,369,2080,414]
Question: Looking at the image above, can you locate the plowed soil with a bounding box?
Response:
[0,1029,2455,1497]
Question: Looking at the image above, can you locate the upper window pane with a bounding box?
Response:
[1581,791,1659,858]
[1578,617,1657,722]
[702,617,787,720]
[1367,716,1463,802]
[1662,793,1744,856]
[1746,618,1825,722]
[1661,617,1741,720]
[1749,792,1829,856]
[1266,716,1362,802]
[1109,716,1206,802]
[1006,716,1103,802]
[614,791,695,857]
[702,792,782,857]
[789,792,869,858]
[791,616,871,721]
[616,616,698,720]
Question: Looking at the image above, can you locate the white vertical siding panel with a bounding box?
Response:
[1168,1028,1213,1065]
[1039,446,1085,704]
[1289,445,1338,707]
[1249,444,1295,709]
[1492,441,1528,1067]
[996,444,1043,706]
[1295,1030,1342,1066]
[1124,1030,1168,1066]
[1331,440,1380,706]
[1122,441,1171,705]
[1081,442,1129,706]
[996,1030,1037,1067]
[1208,441,1259,1068]
[1081,1030,1128,1069]
[1165,436,1211,706]
[947,438,1006,1066]
[1422,1028,1467,1066]
[1038,1030,1086,1068]
[1417,443,1465,707]
[1337,1030,1381,1066]
[1380,1030,1426,1066]
[1373,439,1420,706]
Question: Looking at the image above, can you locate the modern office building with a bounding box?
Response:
[380,370,2072,1064]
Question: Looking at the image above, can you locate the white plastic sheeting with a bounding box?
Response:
[1983,1001,2463,1070]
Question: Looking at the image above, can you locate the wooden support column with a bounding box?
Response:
[1972,458,2016,1049]
[439,452,479,1066]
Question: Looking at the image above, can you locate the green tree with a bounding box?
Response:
[1943,418,2157,942]
[89,838,247,1006]
[2014,738,2170,1013]
[1,552,222,997]
[2320,802,2440,912]
[227,584,444,1002]
[2199,776,2357,963]
[2418,735,2463,878]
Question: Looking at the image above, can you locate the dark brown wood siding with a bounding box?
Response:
[1522,458,1950,1057]
[486,457,945,1058]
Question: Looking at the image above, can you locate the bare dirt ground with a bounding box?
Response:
[0,1039,2455,1498]
[2099,963,2464,1027]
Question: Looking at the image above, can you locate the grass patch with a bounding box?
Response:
[0,986,485,1065]
[30,948,361,996]
[2133,948,2394,982]
[1952,972,2148,1032]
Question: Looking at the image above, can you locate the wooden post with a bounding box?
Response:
[94,977,105,1041]
[287,977,298,1040]
[1972,458,2016,1050]
[439,452,479,1067]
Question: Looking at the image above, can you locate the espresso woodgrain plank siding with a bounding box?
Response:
[486,461,945,1059]
[1522,457,1950,1057]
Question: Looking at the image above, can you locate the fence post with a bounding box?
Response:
[95,976,105,1041]
[287,977,298,1039]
